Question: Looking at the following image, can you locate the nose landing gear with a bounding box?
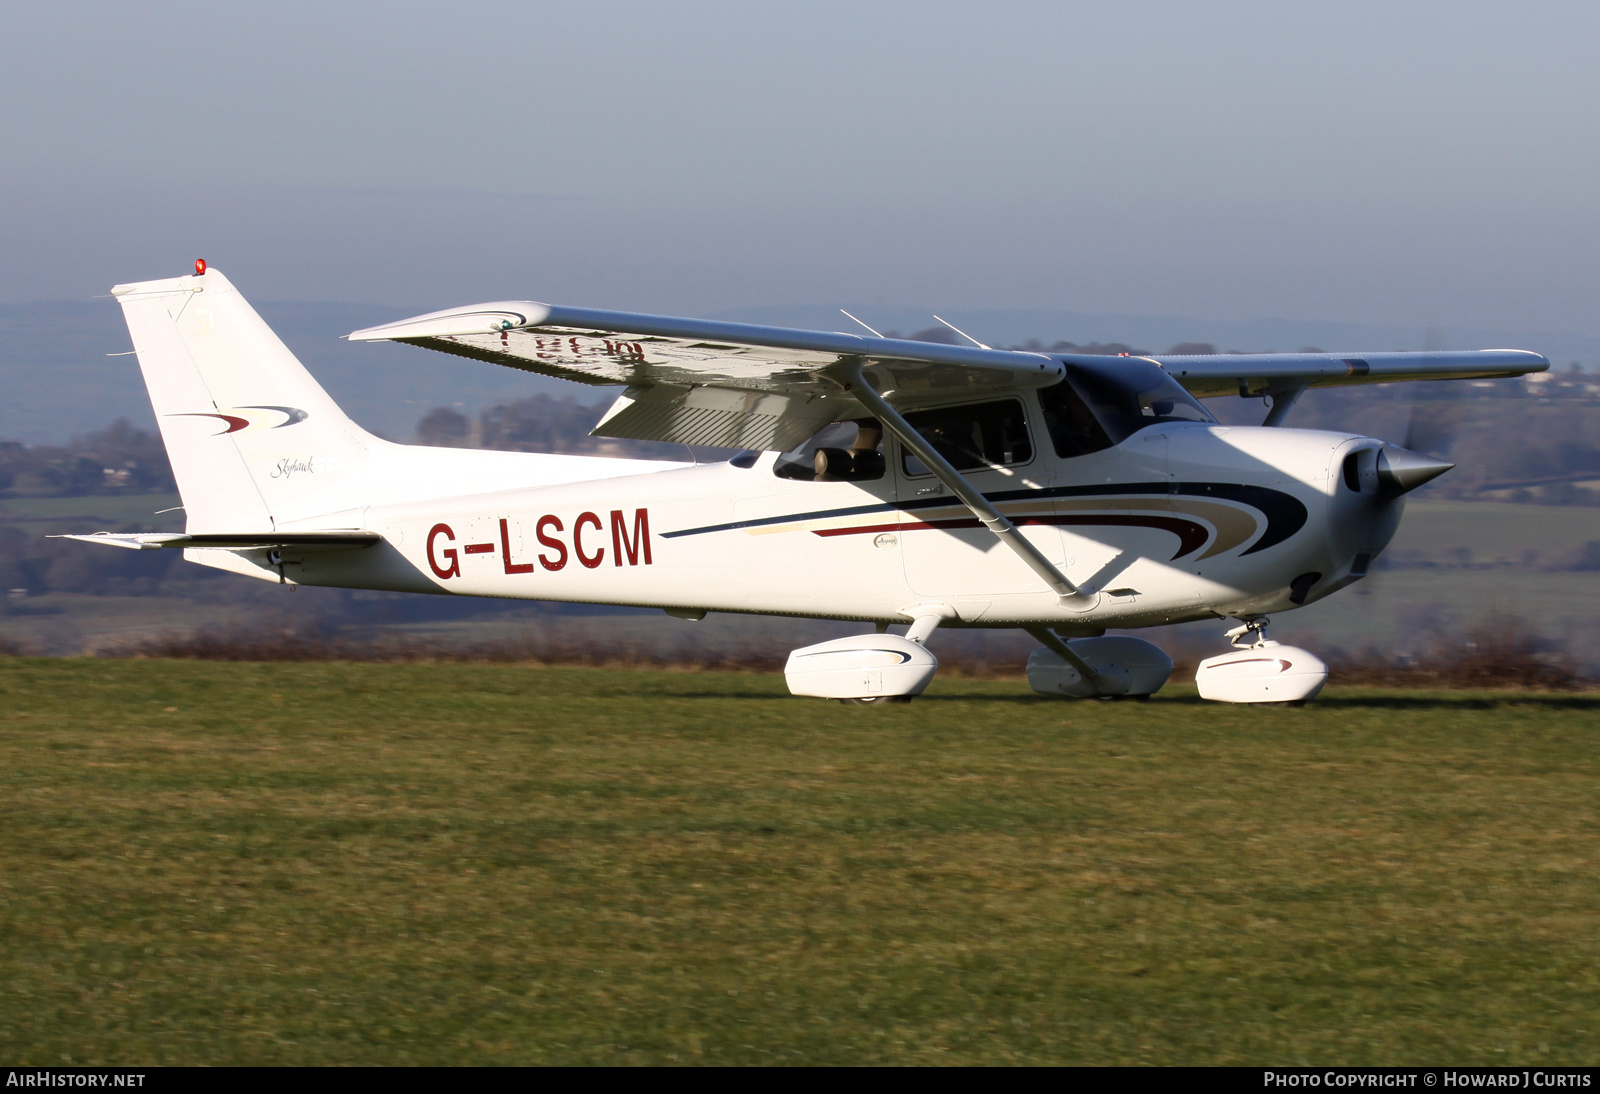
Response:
[1195,616,1329,705]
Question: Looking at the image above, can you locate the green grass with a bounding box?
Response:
[2,660,1598,1065]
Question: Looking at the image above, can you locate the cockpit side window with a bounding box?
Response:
[1038,379,1116,459]
[899,399,1033,477]
[773,419,886,482]
[1040,359,1215,457]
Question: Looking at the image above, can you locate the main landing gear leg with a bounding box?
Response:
[1024,629,1174,699]
[840,613,944,705]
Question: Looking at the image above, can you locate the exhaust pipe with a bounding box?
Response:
[1377,445,1454,499]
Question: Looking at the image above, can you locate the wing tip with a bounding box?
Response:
[349,301,551,342]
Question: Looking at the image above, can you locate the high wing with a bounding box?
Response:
[349,302,1063,451]
[1140,349,1547,399]
[349,301,1548,448]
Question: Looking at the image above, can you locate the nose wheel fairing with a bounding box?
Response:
[1194,618,1328,705]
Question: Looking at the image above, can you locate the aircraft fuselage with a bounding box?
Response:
[275,421,1399,630]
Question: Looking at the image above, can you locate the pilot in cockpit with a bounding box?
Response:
[812,420,885,481]
[775,418,887,482]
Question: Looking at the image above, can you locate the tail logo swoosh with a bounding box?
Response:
[170,406,308,435]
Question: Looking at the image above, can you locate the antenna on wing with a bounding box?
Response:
[932,315,989,349]
[839,309,884,338]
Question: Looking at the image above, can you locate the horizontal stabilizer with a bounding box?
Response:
[54,530,381,551]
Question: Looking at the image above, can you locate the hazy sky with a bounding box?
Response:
[3,1,1599,333]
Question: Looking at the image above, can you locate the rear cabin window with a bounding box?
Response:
[899,399,1033,477]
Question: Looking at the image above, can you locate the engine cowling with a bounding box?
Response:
[784,633,938,700]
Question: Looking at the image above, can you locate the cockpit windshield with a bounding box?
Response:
[1038,358,1215,458]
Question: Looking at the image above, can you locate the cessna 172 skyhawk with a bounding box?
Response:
[66,263,1548,704]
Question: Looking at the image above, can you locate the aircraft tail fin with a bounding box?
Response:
[112,264,375,531]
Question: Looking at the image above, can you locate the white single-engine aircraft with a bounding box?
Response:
[67,262,1548,705]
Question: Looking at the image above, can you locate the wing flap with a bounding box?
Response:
[592,384,847,451]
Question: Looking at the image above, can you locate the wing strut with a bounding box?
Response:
[838,359,1095,608]
[1260,384,1306,427]
[1025,626,1102,681]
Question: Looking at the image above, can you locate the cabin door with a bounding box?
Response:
[892,396,1068,600]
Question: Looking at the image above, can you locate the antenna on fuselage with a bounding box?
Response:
[839,309,884,338]
[932,315,989,349]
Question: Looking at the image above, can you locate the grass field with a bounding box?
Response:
[2,660,1597,1065]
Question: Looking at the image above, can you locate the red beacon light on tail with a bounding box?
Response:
[194,259,207,276]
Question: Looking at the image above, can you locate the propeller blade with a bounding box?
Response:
[1401,387,1465,457]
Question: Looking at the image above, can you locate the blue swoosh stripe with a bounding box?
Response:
[661,481,1306,556]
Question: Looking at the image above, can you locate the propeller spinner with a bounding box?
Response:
[1376,445,1455,499]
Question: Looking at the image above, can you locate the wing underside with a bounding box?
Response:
[351,303,1064,450]
[394,326,860,450]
